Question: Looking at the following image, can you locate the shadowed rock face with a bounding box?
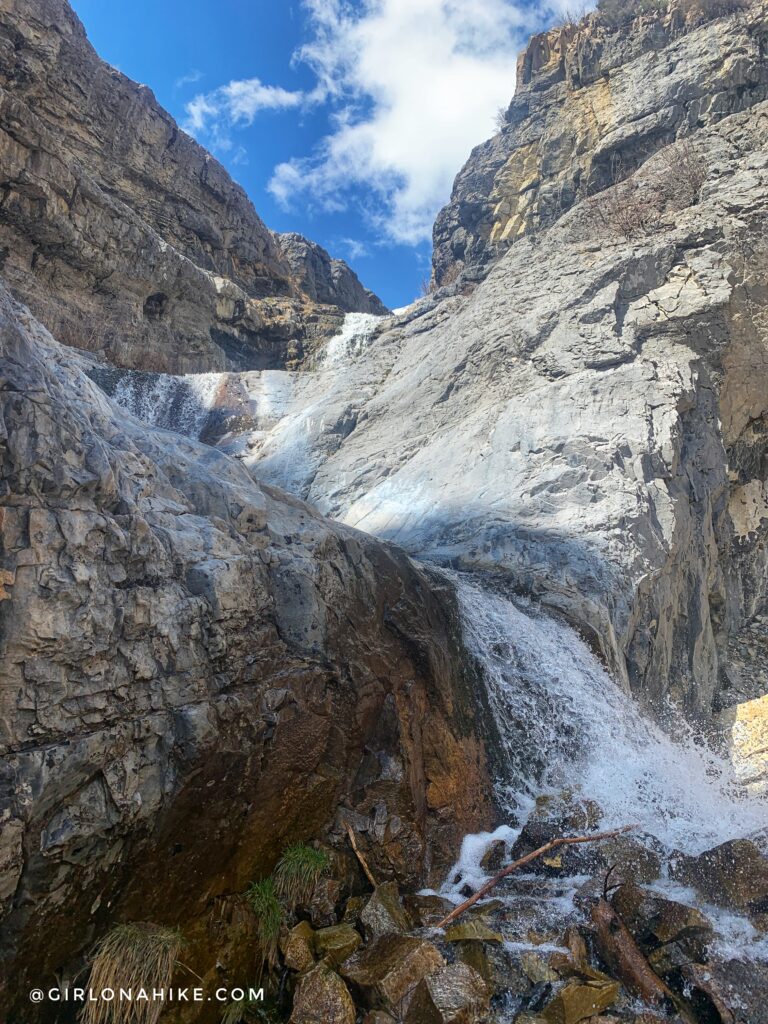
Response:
[0,0,385,374]
[0,287,496,1019]
[431,1,768,287]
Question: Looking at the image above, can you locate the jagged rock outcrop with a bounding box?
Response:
[0,0,385,374]
[173,28,768,719]
[0,286,496,1018]
[276,233,388,315]
[432,1,768,286]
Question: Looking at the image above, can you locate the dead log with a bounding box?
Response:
[591,898,696,1023]
[345,823,378,888]
[434,825,636,930]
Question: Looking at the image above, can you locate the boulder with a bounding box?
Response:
[341,934,445,1009]
[290,962,356,1024]
[360,882,414,940]
[671,840,768,915]
[404,962,489,1024]
[314,924,362,968]
[305,878,343,928]
[443,921,504,944]
[541,979,620,1024]
[282,921,316,973]
[611,883,713,980]
[480,840,507,873]
[404,894,457,928]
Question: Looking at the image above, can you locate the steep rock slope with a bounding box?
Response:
[276,233,388,315]
[0,0,385,374]
[151,6,768,719]
[432,1,768,285]
[0,287,495,1016]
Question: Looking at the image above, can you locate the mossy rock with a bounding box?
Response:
[314,923,362,967]
[282,920,316,973]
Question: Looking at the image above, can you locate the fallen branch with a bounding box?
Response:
[434,824,637,930]
[591,897,697,1024]
[345,823,378,888]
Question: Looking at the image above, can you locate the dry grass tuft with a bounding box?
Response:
[80,922,183,1024]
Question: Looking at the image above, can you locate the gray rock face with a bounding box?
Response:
[0,0,384,373]
[194,96,768,717]
[277,234,389,315]
[0,286,495,1015]
[432,1,768,286]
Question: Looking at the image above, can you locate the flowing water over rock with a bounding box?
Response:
[88,364,227,440]
[437,571,768,979]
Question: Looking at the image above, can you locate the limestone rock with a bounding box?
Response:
[290,963,355,1024]
[276,234,388,315]
[340,934,445,1009]
[715,692,768,788]
[432,1,768,286]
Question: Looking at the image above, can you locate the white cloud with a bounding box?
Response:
[268,0,579,245]
[174,69,203,90]
[185,0,590,246]
[338,237,370,260]
[184,77,304,148]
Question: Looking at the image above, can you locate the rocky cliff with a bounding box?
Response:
[153,1,768,723]
[432,0,768,285]
[0,284,494,1016]
[0,0,386,374]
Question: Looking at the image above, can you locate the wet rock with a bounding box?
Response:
[360,881,414,940]
[306,878,344,928]
[612,882,713,965]
[404,962,489,1024]
[341,934,445,1009]
[342,895,367,925]
[541,979,620,1024]
[522,952,560,985]
[480,839,507,873]
[282,921,317,973]
[404,893,456,928]
[444,921,504,944]
[362,1013,397,1024]
[314,924,362,968]
[290,962,356,1024]
[671,840,768,916]
[594,834,663,885]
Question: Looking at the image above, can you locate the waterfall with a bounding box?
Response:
[438,571,768,963]
[448,570,766,854]
[321,312,382,365]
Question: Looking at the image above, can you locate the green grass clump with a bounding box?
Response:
[245,877,283,968]
[82,922,183,1024]
[274,843,330,908]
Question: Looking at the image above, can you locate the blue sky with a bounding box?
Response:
[70,0,576,309]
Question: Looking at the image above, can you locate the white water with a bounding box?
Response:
[107,370,226,439]
[322,312,382,365]
[448,571,767,855]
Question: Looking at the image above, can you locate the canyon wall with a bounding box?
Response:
[0,0,385,375]
[0,285,495,1017]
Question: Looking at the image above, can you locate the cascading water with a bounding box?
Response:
[89,365,225,440]
[448,571,766,853]
[436,570,768,965]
